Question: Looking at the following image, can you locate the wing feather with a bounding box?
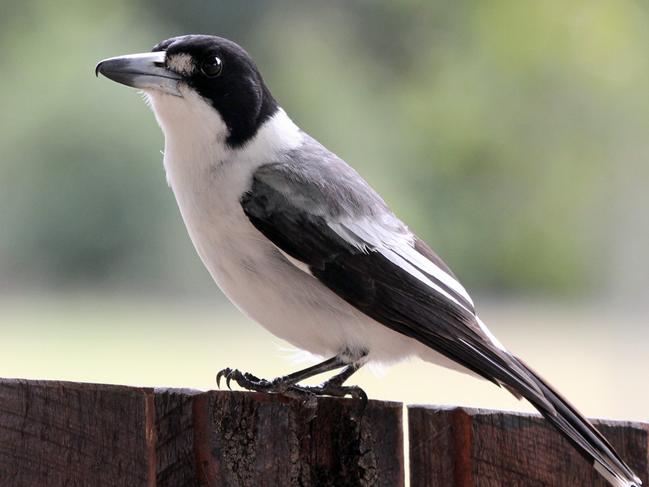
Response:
[241,158,554,413]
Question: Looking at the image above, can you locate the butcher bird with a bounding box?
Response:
[96,35,641,486]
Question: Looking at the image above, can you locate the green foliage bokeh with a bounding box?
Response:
[1,0,647,299]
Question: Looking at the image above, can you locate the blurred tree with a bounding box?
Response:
[1,0,647,300]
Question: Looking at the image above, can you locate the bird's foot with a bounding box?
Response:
[293,383,368,405]
[216,367,367,406]
[216,368,286,393]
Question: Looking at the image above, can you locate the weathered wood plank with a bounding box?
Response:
[0,379,403,486]
[0,378,154,487]
[155,388,202,487]
[408,405,649,487]
[4,378,645,487]
[156,390,404,487]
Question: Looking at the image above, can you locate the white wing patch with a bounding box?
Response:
[274,212,481,319]
[328,216,475,312]
[380,247,472,312]
[395,244,474,307]
[476,317,507,351]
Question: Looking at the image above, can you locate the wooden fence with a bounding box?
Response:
[0,378,646,486]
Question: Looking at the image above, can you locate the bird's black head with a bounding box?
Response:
[96,35,279,148]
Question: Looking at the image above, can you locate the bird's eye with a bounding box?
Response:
[200,56,223,78]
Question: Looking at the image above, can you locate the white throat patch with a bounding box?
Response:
[144,84,303,189]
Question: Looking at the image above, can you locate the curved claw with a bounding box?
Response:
[216,367,234,389]
[348,386,367,403]
[350,386,368,411]
[225,370,235,390]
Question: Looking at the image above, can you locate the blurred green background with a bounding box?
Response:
[1,1,647,420]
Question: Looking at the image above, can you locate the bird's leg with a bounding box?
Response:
[216,355,345,394]
[291,359,367,403]
[324,362,363,387]
[216,349,369,401]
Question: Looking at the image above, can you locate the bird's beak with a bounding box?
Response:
[95,52,183,97]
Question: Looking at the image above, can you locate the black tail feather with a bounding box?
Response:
[511,357,641,487]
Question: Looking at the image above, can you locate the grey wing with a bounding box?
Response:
[241,148,553,412]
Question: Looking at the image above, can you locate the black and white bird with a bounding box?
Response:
[96,35,640,487]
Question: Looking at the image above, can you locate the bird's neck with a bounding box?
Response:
[154,101,306,273]
[151,91,303,210]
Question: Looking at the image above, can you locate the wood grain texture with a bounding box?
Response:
[0,378,153,487]
[3,378,645,487]
[408,405,649,487]
[0,379,403,486]
[155,388,202,487]
[156,390,404,487]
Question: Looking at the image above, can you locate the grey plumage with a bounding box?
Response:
[263,135,392,218]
